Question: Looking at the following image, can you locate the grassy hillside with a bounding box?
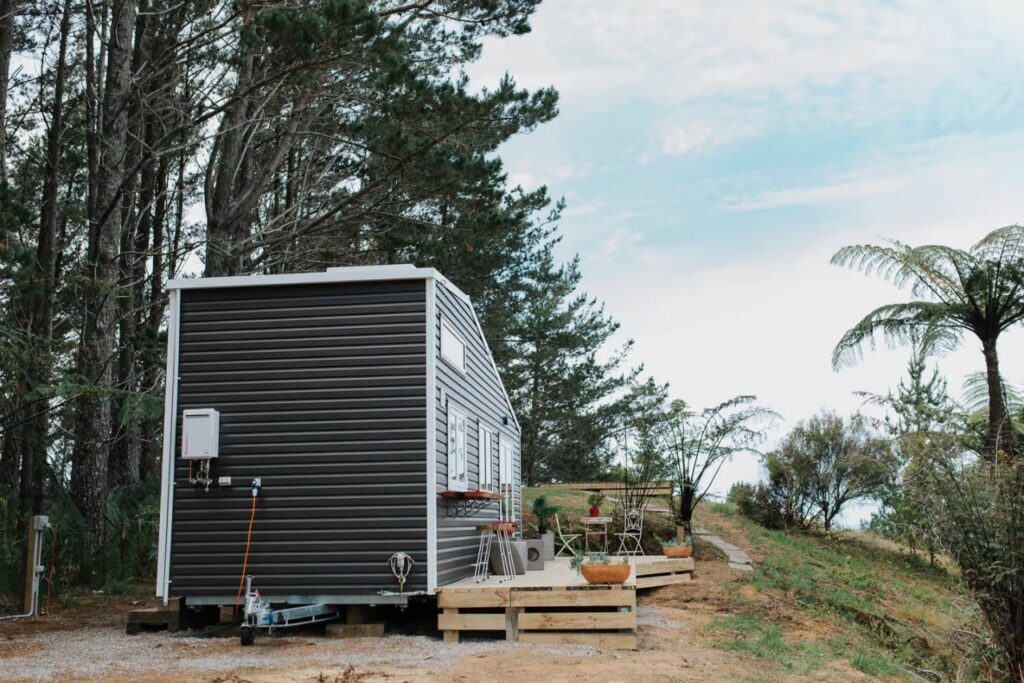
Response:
[525,486,984,681]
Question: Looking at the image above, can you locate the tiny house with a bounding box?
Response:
[155,265,521,607]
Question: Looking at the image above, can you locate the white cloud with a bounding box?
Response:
[468,0,1023,112]
[662,126,714,155]
[727,175,910,211]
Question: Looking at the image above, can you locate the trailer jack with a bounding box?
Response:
[240,575,340,646]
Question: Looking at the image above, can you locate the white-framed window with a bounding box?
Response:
[447,404,468,491]
[478,424,495,491]
[499,441,515,521]
[440,320,466,373]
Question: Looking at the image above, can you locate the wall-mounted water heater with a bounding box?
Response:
[182,408,220,460]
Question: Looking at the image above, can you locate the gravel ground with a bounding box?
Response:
[2,627,598,681]
[636,605,687,631]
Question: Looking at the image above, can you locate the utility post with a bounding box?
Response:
[22,515,48,615]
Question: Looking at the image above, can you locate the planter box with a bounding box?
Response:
[662,545,692,559]
[581,564,631,585]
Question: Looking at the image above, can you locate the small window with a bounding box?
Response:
[447,405,468,490]
[440,320,466,373]
[478,424,495,491]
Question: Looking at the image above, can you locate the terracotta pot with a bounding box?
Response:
[662,544,693,559]
[581,563,632,585]
[589,507,600,517]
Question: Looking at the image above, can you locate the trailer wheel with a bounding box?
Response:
[240,626,255,646]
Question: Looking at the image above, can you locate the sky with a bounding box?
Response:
[466,0,1024,520]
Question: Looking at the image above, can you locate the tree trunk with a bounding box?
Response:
[17,0,73,521]
[0,0,17,184]
[677,483,694,534]
[982,339,1015,459]
[71,0,137,585]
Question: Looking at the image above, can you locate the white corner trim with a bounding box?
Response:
[425,278,438,593]
[167,265,441,291]
[155,289,181,602]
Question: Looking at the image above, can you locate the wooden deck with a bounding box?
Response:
[436,555,694,649]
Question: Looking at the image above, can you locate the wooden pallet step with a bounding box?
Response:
[518,610,636,631]
[634,558,695,576]
[511,588,635,608]
[518,631,638,650]
[636,573,693,589]
[438,588,511,608]
[437,611,506,631]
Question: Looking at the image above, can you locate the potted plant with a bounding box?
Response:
[587,492,605,517]
[661,537,693,559]
[530,495,560,561]
[571,553,632,585]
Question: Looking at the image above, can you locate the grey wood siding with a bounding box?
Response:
[169,280,428,601]
[433,283,521,588]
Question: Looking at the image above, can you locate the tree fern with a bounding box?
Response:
[833,226,1024,458]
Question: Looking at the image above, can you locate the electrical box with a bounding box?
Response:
[182,408,220,460]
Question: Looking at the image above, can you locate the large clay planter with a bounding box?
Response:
[662,544,693,559]
[581,563,632,585]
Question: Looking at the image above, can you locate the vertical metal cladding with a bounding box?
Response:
[169,280,428,600]
[433,283,522,587]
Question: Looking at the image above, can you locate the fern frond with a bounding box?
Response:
[831,302,963,370]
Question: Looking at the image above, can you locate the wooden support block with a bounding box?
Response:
[437,611,505,631]
[518,611,636,631]
[126,598,186,635]
[512,589,636,609]
[442,608,460,644]
[518,632,638,650]
[438,588,511,608]
[325,623,385,639]
[505,607,520,641]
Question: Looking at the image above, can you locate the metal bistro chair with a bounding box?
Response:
[614,507,646,557]
[554,513,580,558]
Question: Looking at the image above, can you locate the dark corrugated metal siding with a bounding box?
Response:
[169,280,428,600]
[433,283,522,588]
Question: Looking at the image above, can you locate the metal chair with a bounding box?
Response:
[554,514,580,558]
[614,508,645,556]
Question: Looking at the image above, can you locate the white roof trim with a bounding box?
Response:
[168,264,442,291]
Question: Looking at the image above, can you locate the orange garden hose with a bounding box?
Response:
[235,495,257,609]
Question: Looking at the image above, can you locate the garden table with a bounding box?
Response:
[580,516,612,554]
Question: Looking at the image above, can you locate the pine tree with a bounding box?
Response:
[505,246,664,484]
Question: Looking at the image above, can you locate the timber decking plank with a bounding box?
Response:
[518,632,638,650]
[636,573,693,589]
[518,611,636,630]
[511,588,636,608]
[437,588,511,608]
[633,557,694,576]
[437,612,506,631]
